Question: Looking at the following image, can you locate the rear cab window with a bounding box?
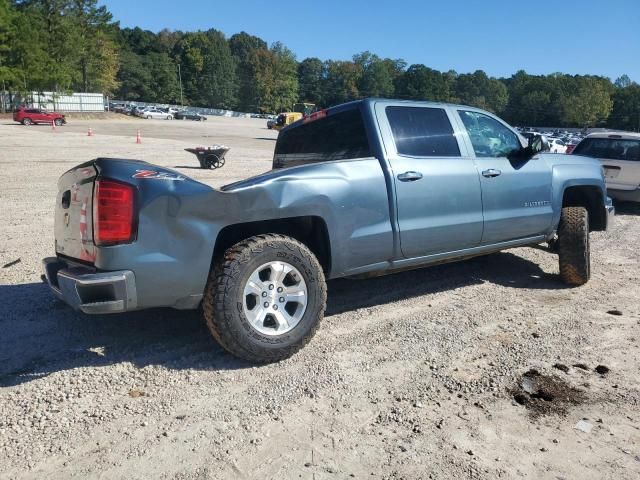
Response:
[385,106,460,157]
[273,108,371,168]
[573,137,640,161]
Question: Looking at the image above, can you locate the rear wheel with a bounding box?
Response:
[22,118,32,126]
[557,206,590,285]
[203,234,327,363]
[146,115,151,119]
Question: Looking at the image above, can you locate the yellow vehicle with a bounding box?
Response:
[270,112,304,131]
[293,103,316,116]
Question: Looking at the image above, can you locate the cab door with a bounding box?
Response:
[454,109,553,245]
[375,103,484,258]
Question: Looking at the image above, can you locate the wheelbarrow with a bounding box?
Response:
[184,145,229,169]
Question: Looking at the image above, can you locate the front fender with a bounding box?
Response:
[550,161,607,232]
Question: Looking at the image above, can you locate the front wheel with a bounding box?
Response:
[22,118,33,126]
[54,118,63,126]
[557,206,590,285]
[203,234,327,363]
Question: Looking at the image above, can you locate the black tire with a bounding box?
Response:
[54,118,63,126]
[22,118,32,126]
[557,206,590,285]
[203,234,327,363]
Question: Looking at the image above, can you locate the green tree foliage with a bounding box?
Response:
[323,60,362,106]
[560,76,613,127]
[615,74,632,89]
[298,57,324,104]
[394,64,452,102]
[609,83,640,131]
[453,70,508,114]
[250,42,298,113]
[176,29,236,109]
[354,51,405,98]
[0,0,17,84]
[229,31,267,111]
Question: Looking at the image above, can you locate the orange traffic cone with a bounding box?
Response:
[87,127,93,136]
[136,129,141,144]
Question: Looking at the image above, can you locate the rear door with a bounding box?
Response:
[375,103,484,258]
[573,136,640,192]
[455,109,553,245]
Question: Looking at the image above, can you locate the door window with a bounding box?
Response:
[386,106,460,157]
[459,110,521,158]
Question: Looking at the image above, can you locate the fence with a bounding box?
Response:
[1,91,105,112]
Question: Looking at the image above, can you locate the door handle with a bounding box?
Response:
[482,169,502,178]
[397,171,423,182]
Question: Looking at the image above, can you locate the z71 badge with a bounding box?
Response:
[132,170,185,181]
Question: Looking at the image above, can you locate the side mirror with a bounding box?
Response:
[528,134,550,155]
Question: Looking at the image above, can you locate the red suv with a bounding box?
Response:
[13,107,66,126]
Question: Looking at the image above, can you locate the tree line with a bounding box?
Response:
[1,0,639,130]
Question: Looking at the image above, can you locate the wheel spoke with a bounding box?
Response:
[284,286,306,305]
[246,305,268,328]
[273,310,294,331]
[245,280,263,296]
[270,262,292,284]
[245,270,267,297]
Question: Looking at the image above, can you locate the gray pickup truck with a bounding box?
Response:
[43,98,614,362]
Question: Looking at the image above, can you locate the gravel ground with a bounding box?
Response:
[1,117,639,480]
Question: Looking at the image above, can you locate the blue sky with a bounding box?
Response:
[103,0,639,82]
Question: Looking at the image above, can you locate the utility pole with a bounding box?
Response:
[177,63,184,107]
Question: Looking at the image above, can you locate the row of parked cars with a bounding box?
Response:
[516,127,639,202]
[108,102,207,121]
[516,128,586,154]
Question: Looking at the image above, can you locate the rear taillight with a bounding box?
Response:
[93,179,136,246]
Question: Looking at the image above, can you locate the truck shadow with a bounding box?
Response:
[613,201,640,216]
[326,251,564,316]
[0,251,561,387]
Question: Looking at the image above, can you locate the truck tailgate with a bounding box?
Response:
[54,162,97,262]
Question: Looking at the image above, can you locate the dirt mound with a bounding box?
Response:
[511,369,587,417]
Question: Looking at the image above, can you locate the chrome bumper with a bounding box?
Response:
[42,257,137,314]
[605,196,615,229]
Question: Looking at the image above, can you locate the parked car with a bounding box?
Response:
[572,132,640,202]
[548,138,567,153]
[141,108,173,120]
[271,112,303,131]
[13,107,66,126]
[108,102,126,113]
[130,105,147,117]
[43,98,613,363]
[174,110,207,121]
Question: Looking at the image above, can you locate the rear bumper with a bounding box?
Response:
[605,196,615,229]
[42,257,137,314]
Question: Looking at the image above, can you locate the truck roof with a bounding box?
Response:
[585,131,640,140]
[280,97,486,134]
